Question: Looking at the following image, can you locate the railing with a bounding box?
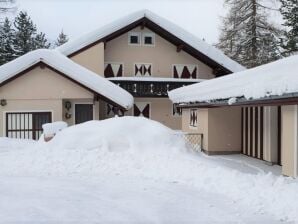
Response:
[110,80,198,97]
[175,132,203,152]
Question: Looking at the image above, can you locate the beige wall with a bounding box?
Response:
[105,27,214,79]
[281,105,298,177]
[70,42,105,75]
[0,66,100,137]
[182,107,241,153]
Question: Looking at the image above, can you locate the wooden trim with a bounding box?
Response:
[0,62,127,111]
[241,108,243,154]
[245,107,248,155]
[255,107,259,159]
[277,106,282,165]
[250,107,253,157]
[202,148,240,156]
[260,107,264,160]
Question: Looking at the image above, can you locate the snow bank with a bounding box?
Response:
[0,137,35,152]
[42,121,68,136]
[0,49,134,110]
[57,10,245,73]
[169,55,298,104]
[1,117,298,221]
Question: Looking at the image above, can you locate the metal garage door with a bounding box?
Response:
[6,112,52,140]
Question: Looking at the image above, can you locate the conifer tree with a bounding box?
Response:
[216,0,282,68]
[13,11,37,57]
[280,0,298,55]
[0,17,14,65]
[55,30,68,47]
[34,32,51,49]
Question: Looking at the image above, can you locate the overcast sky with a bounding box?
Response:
[13,0,282,45]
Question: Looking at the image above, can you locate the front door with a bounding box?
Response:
[75,104,93,124]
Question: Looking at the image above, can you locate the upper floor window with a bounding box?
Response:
[173,64,198,79]
[104,63,123,78]
[128,32,141,45]
[143,33,155,46]
[135,63,152,76]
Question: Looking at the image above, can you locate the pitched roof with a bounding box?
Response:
[0,49,134,110]
[169,55,298,105]
[56,10,245,74]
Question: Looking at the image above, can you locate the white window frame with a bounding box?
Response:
[128,32,141,46]
[172,64,199,79]
[134,63,153,77]
[142,33,155,47]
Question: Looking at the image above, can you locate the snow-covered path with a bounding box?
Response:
[0,175,279,223]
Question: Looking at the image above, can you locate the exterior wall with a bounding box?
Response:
[281,105,298,177]
[0,66,98,137]
[70,42,105,75]
[182,107,241,153]
[208,107,242,153]
[125,98,181,130]
[182,108,208,150]
[105,27,214,79]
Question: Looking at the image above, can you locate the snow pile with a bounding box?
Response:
[57,10,245,73]
[0,49,134,110]
[1,117,298,221]
[42,121,68,137]
[0,137,35,152]
[169,55,298,104]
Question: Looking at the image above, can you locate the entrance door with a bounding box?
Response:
[6,112,52,140]
[75,104,93,124]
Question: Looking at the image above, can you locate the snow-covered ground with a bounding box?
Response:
[0,117,297,223]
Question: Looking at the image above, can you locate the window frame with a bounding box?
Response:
[128,32,141,46]
[134,63,153,77]
[189,108,198,129]
[142,33,155,46]
[172,64,199,79]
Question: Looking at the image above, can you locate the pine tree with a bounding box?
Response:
[0,17,15,65]
[34,32,51,49]
[55,30,68,46]
[216,0,282,68]
[280,0,298,55]
[13,11,37,57]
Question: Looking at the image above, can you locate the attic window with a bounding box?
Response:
[143,33,155,46]
[129,32,141,45]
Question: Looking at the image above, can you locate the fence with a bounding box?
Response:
[175,132,203,152]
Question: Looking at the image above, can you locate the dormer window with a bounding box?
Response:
[128,32,141,45]
[143,33,155,46]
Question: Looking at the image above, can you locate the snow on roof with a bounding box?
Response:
[108,77,206,83]
[169,55,298,104]
[0,49,134,110]
[56,9,245,73]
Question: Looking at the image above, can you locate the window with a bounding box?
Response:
[6,112,52,140]
[134,102,150,118]
[143,33,155,46]
[189,109,198,128]
[135,63,152,76]
[128,32,141,45]
[106,103,124,117]
[173,105,182,116]
[104,63,123,78]
[173,64,198,79]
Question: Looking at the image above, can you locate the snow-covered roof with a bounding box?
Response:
[169,55,298,104]
[57,10,245,73]
[0,49,134,110]
[108,77,206,83]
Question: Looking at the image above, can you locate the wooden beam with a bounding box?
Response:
[141,20,146,29]
[176,44,184,52]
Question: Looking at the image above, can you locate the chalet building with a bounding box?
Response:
[56,10,244,130]
[0,10,243,139]
[169,55,298,178]
[0,50,133,139]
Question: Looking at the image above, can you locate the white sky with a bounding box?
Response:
[12,0,282,45]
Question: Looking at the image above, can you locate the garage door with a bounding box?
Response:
[6,112,52,140]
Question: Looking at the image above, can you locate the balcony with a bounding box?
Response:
[108,77,203,98]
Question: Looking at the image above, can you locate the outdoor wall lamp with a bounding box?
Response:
[64,101,71,110]
[0,99,7,106]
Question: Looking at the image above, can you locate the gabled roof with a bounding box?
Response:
[0,49,134,110]
[169,55,298,106]
[57,10,245,74]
